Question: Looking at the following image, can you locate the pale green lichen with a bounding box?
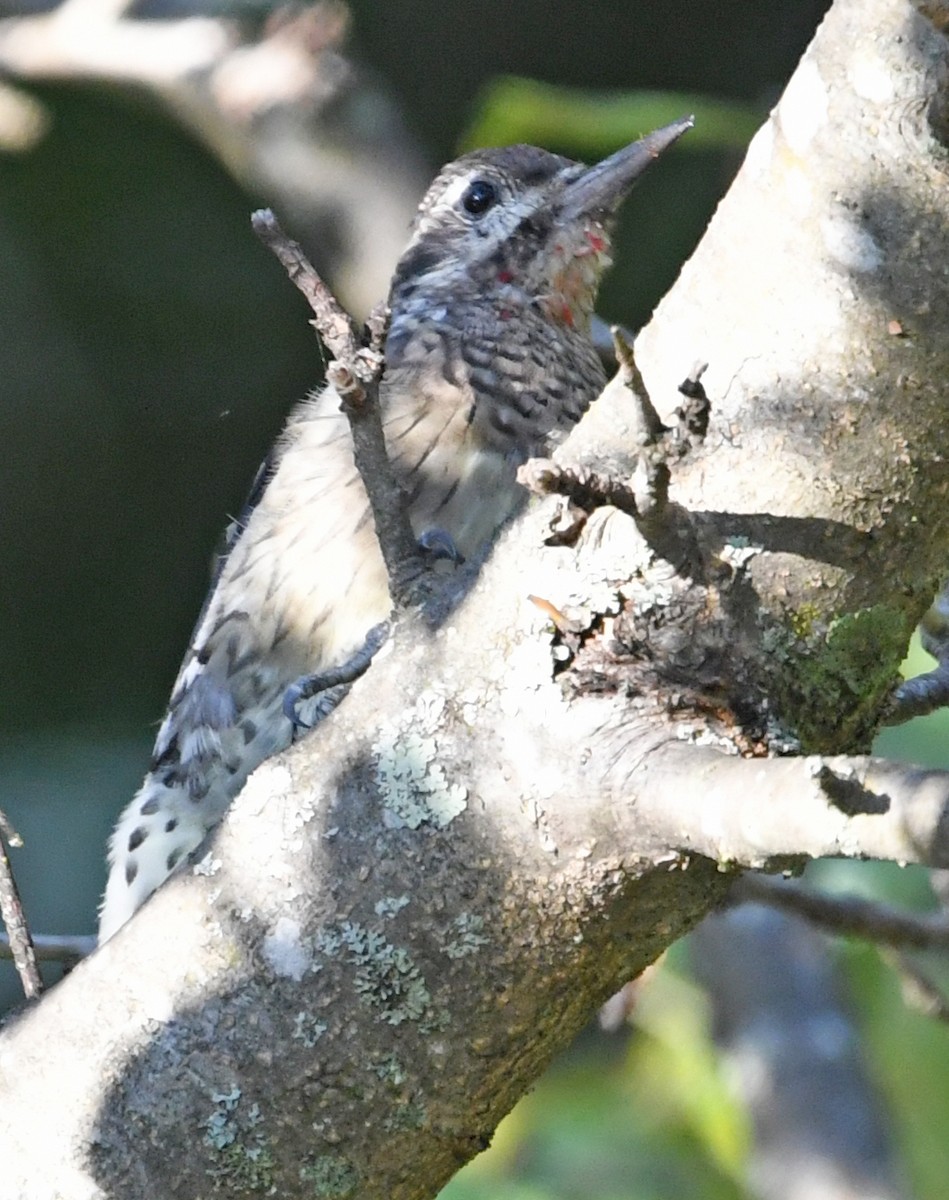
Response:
[203,1088,273,1192]
[372,1052,407,1086]
[292,1011,328,1047]
[314,927,342,956]
[318,920,433,1025]
[373,691,468,829]
[444,912,490,959]
[300,1154,360,1198]
[374,894,410,918]
[383,1099,427,1132]
[206,1144,275,1193]
[204,1088,243,1150]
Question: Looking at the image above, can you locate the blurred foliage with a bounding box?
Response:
[441,866,949,1200]
[443,957,747,1200]
[461,77,762,156]
[346,0,830,164]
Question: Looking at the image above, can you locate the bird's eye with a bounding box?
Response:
[460,179,498,217]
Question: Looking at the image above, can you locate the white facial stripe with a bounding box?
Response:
[436,173,489,212]
[431,172,546,232]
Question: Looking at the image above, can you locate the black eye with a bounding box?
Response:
[461,179,498,217]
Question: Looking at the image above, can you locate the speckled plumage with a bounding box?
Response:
[99,121,690,942]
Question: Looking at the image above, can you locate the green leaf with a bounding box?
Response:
[461,76,762,156]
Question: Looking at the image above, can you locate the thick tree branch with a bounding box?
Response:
[622,744,949,868]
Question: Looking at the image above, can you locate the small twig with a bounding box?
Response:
[734,874,949,951]
[675,363,710,442]
[0,932,95,967]
[0,808,22,847]
[887,664,949,724]
[0,809,43,999]
[887,580,949,723]
[251,208,359,363]
[608,330,710,540]
[518,458,640,518]
[252,208,430,607]
[365,300,389,355]
[519,452,699,578]
[611,325,666,445]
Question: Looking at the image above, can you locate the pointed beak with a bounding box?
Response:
[560,115,693,220]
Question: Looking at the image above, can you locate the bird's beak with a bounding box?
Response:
[560,115,694,220]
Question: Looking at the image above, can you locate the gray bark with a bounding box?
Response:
[2,0,949,1196]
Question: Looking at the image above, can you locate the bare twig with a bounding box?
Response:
[0,809,42,999]
[887,664,949,724]
[0,932,95,967]
[251,208,359,363]
[251,207,430,607]
[0,808,23,847]
[611,325,666,445]
[887,579,949,722]
[517,457,640,518]
[733,873,949,951]
[603,331,709,574]
[674,363,710,442]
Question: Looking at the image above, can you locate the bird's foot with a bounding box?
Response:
[417,528,465,565]
[283,620,391,732]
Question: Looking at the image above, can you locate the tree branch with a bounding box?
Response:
[0,932,95,966]
[691,908,908,1200]
[0,808,42,999]
[0,0,427,315]
[620,744,949,869]
[732,873,949,950]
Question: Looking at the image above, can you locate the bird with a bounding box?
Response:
[98,116,692,943]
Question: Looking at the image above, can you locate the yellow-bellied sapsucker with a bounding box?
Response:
[99,117,691,942]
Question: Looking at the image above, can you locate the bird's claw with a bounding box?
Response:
[282,678,347,732]
[282,621,391,733]
[417,527,465,565]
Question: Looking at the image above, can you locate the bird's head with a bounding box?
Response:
[388,117,693,334]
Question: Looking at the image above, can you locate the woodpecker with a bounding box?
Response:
[99,117,691,942]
